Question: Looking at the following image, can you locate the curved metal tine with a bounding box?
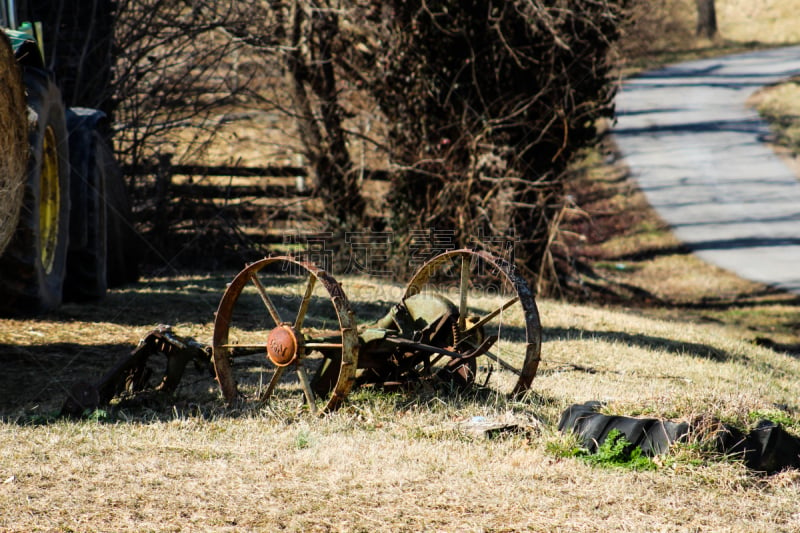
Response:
[250,271,283,326]
[258,366,286,405]
[464,296,520,336]
[294,274,317,330]
[458,253,471,331]
[296,363,318,415]
[484,350,522,376]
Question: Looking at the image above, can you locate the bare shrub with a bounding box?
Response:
[113,1,259,170]
[341,0,625,293]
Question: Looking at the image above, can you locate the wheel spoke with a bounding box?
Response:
[484,350,522,376]
[250,272,283,326]
[294,275,317,329]
[464,296,520,335]
[458,254,470,331]
[304,342,343,350]
[220,343,264,349]
[296,363,318,415]
[259,366,286,404]
[219,343,265,357]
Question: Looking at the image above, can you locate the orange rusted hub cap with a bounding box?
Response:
[266,325,300,367]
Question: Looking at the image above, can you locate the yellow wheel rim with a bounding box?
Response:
[39,125,60,274]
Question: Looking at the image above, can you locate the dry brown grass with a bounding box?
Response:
[2,272,800,531]
[750,79,800,180]
[717,0,800,44]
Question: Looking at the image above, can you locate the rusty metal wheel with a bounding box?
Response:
[403,249,541,395]
[213,257,358,414]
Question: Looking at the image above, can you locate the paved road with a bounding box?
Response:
[613,45,800,295]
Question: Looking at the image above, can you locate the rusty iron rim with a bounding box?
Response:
[403,248,542,394]
[212,256,358,412]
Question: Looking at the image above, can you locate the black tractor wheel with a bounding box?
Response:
[0,67,71,315]
[63,109,108,301]
[63,107,139,297]
[104,144,139,288]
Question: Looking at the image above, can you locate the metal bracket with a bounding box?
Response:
[60,325,213,417]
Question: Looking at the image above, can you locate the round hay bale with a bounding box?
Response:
[0,33,28,257]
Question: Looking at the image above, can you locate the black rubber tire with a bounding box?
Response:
[63,109,108,301]
[104,145,139,288]
[0,67,71,316]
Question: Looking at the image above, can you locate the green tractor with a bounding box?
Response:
[0,0,136,316]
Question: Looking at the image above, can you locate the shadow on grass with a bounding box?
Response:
[0,342,132,416]
[543,326,740,363]
[46,273,407,328]
[52,273,234,326]
[1,336,546,425]
[754,337,800,357]
[0,341,217,420]
[604,244,692,262]
[347,380,561,425]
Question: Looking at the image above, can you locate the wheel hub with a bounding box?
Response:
[266,325,301,367]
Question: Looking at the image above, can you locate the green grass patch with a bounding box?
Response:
[551,429,659,471]
[293,429,313,449]
[748,409,799,430]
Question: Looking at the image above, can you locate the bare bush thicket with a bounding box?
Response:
[244,1,623,294]
[109,1,373,265]
[342,0,625,292]
[113,1,259,170]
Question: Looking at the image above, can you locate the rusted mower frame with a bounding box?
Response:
[61,325,213,417]
[64,249,542,416]
[212,248,542,414]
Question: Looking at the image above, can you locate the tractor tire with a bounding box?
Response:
[0,33,27,259]
[63,109,108,301]
[103,137,139,287]
[64,107,139,296]
[0,67,71,316]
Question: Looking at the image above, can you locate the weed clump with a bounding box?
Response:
[551,429,658,471]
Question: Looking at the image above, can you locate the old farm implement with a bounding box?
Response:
[62,249,542,416]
